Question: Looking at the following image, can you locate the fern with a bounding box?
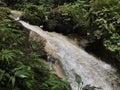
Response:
[0,49,16,62]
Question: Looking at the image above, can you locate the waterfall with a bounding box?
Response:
[18,20,120,90]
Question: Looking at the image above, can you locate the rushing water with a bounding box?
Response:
[18,20,119,90]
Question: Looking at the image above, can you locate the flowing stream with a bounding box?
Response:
[5,7,120,90]
[11,14,119,89]
[18,20,120,90]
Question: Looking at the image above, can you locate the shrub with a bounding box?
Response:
[0,7,10,21]
[86,0,120,59]
[45,0,91,34]
[41,75,71,90]
[45,4,76,34]
[22,4,45,26]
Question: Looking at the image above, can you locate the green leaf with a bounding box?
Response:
[0,49,16,62]
[0,69,5,81]
[75,73,82,84]
[15,70,28,78]
[83,85,96,90]
[11,76,15,89]
[109,23,115,32]
[117,18,120,23]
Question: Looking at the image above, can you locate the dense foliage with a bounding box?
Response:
[87,0,120,59]
[2,0,54,10]
[22,4,45,26]
[0,0,120,89]
[0,7,71,90]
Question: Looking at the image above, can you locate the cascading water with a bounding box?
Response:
[17,20,119,90]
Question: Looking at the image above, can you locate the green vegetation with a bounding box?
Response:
[0,7,71,90]
[75,73,101,90]
[87,0,120,59]
[0,0,120,89]
[0,7,10,23]
[22,4,45,25]
[2,0,54,10]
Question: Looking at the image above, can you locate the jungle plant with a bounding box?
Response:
[86,0,120,59]
[0,7,10,24]
[22,4,45,25]
[0,61,34,90]
[41,75,71,90]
